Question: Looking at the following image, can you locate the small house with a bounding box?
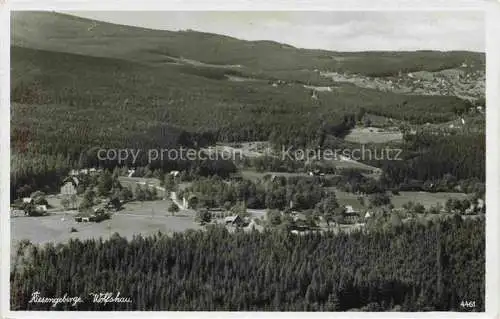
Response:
[343,205,360,223]
[93,206,106,214]
[225,215,243,226]
[185,194,198,209]
[169,170,180,177]
[311,90,318,100]
[35,205,47,214]
[127,169,136,178]
[105,198,122,211]
[60,182,77,196]
[344,205,356,214]
[60,176,78,196]
[292,213,308,223]
[343,212,360,223]
[308,169,321,176]
[477,198,485,209]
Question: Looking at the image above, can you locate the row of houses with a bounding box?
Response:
[74,198,121,223]
[69,168,103,176]
[20,197,48,215]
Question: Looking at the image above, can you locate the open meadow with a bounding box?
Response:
[344,126,403,144]
[11,199,201,249]
[333,189,468,210]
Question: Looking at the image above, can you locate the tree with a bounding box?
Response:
[70,194,78,209]
[357,196,365,206]
[333,207,346,225]
[195,209,212,224]
[266,209,282,226]
[315,193,339,229]
[369,192,391,207]
[150,186,158,200]
[97,170,113,196]
[413,203,425,214]
[119,187,133,202]
[445,198,454,213]
[460,198,471,212]
[325,293,340,311]
[306,211,319,228]
[428,205,440,214]
[22,202,35,216]
[403,201,414,211]
[135,184,146,202]
[30,191,48,206]
[33,196,48,206]
[30,191,45,199]
[223,201,232,211]
[389,213,403,228]
[363,117,372,127]
[230,201,248,218]
[16,184,33,199]
[79,189,95,211]
[357,107,367,123]
[107,196,122,211]
[61,197,70,210]
[163,174,176,192]
[168,203,179,215]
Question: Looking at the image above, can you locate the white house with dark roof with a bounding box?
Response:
[60,176,79,196]
[225,215,243,226]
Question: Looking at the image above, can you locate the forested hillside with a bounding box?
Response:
[10,12,485,193]
[11,45,472,154]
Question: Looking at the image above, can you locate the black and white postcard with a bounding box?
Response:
[1,1,499,317]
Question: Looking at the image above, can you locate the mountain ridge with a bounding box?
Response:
[12,11,485,76]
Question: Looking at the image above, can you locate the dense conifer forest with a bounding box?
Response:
[11,218,484,311]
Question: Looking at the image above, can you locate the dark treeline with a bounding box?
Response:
[365,132,485,192]
[11,217,484,311]
[10,149,238,201]
[178,175,324,210]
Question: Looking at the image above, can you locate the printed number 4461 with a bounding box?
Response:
[460,300,476,308]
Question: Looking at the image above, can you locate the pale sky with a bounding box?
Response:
[67,11,485,52]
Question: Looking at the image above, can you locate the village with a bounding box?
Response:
[10,162,485,247]
[319,65,485,102]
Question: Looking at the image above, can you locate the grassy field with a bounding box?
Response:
[332,189,468,210]
[344,126,403,144]
[11,198,201,248]
[391,191,468,209]
[241,169,341,182]
[333,189,367,210]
